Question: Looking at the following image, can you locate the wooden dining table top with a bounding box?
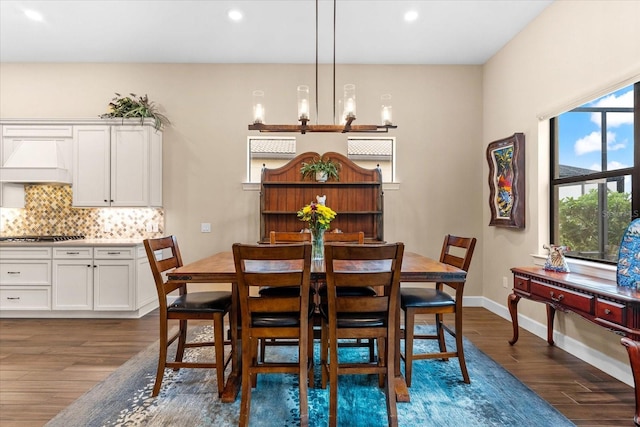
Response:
[168,250,467,283]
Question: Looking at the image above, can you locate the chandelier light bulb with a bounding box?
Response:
[381,94,393,125]
[343,84,356,120]
[297,85,310,121]
[253,90,265,124]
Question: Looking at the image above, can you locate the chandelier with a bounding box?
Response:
[248,0,397,134]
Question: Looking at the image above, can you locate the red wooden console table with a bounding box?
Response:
[509,267,640,425]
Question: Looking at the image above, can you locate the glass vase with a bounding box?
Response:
[311,228,325,261]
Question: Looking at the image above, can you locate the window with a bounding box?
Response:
[247,137,296,183]
[347,137,395,183]
[550,82,639,263]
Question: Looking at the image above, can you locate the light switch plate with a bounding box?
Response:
[200,223,211,233]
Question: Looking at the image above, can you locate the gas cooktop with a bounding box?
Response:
[0,235,85,242]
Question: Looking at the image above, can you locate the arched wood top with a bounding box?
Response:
[261,152,381,183]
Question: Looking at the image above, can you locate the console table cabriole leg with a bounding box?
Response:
[546,304,556,346]
[508,293,521,345]
[621,337,640,426]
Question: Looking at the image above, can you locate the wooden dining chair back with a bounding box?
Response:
[143,236,232,397]
[321,242,405,427]
[400,234,477,386]
[269,230,312,244]
[324,231,365,244]
[232,242,314,427]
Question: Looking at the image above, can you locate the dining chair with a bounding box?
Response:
[321,242,405,427]
[269,230,312,244]
[143,236,232,397]
[400,234,476,386]
[232,242,314,427]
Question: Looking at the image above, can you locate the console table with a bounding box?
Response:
[509,266,640,425]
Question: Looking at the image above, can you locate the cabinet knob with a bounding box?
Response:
[66,251,80,255]
[107,251,121,255]
[7,271,21,275]
[7,297,20,300]
[604,308,612,315]
[549,291,564,303]
[104,199,108,202]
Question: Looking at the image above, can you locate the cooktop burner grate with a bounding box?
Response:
[0,235,86,242]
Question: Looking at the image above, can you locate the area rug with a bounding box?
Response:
[46,325,575,427]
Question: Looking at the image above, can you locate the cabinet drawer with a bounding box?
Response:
[514,276,530,292]
[530,280,595,313]
[0,247,52,259]
[94,247,134,259]
[53,247,93,259]
[0,287,51,310]
[0,261,51,285]
[595,299,626,326]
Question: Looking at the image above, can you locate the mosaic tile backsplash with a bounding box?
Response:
[0,185,164,239]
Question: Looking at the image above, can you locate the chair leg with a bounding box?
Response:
[213,313,226,396]
[454,310,470,384]
[308,321,315,388]
[174,319,188,369]
[403,308,415,387]
[385,341,399,427]
[152,316,169,397]
[251,338,258,388]
[377,337,385,388]
[299,325,309,427]
[239,336,254,427]
[321,318,329,389]
[329,334,339,427]
[368,338,375,362]
[435,313,448,360]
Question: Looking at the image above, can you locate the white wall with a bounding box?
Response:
[483,0,640,374]
[0,63,484,295]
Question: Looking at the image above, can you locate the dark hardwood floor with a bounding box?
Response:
[0,308,635,426]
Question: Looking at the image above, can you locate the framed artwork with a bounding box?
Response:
[486,133,525,228]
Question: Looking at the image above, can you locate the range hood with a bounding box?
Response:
[0,140,72,184]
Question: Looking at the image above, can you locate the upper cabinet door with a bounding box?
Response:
[72,124,162,208]
[110,126,149,207]
[73,126,111,207]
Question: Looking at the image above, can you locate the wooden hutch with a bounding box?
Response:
[259,152,383,243]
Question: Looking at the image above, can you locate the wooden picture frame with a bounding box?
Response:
[486,133,525,228]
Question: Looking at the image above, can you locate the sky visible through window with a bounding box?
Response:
[558,86,634,192]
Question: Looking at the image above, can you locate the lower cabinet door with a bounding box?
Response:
[53,259,93,310]
[93,260,135,310]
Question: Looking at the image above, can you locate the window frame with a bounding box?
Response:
[246,136,296,183]
[549,81,639,264]
[346,136,396,183]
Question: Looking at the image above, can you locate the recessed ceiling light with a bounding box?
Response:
[404,10,418,22]
[24,9,44,22]
[228,9,243,22]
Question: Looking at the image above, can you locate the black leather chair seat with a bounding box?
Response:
[400,288,455,310]
[317,285,377,297]
[168,291,232,313]
[258,286,316,297]
[252,312,305,327]
[319,306,386,328]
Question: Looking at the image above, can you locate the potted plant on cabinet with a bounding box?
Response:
[300,156,341,182]
[99,93,170,131]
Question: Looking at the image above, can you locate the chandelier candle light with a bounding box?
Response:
[297,201,337,260]
[248,0,397,134]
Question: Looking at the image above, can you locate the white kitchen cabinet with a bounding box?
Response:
[0,243,158,318]
[0,247,52,310]
[52,247,93,310]
[73,124,162,207]
[93,247,135,311]
[136,245,157,309]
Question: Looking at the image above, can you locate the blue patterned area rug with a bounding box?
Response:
[46,325,575,427]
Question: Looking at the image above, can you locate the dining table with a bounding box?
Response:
[167,250,467,403]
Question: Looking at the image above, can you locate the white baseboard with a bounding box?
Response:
[478,297,633,387]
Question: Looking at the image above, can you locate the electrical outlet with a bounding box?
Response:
[152,223,159,232]
[104,223,112,233]
[146,223,153,232]
[502,276,509,289]
[200,223,211,233]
